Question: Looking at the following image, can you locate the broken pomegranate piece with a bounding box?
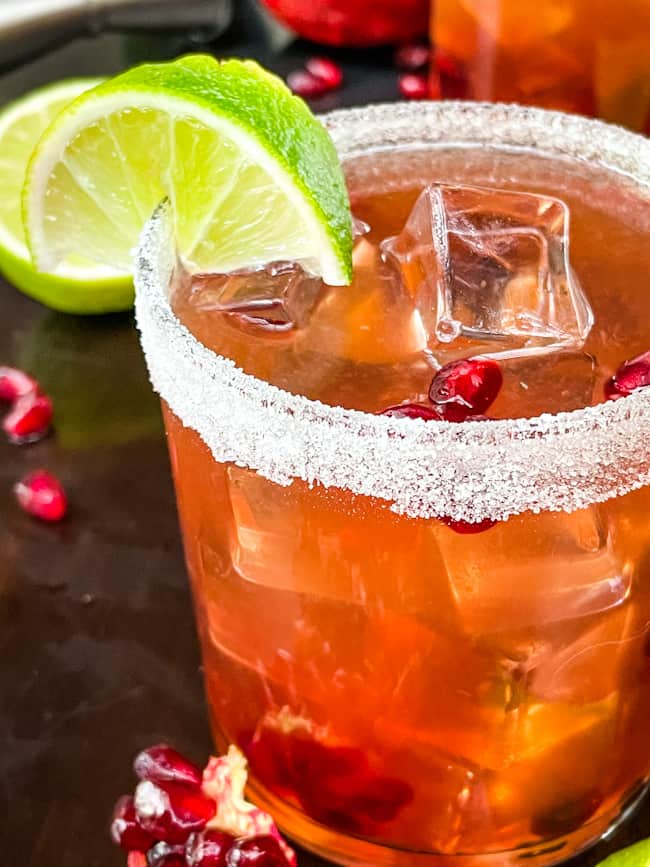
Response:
[0,366,38,402]
[604,349,650,399]
[14,469,68,523]
[135,744,203,789]
[226,835,290,866]
[111,795,157,852]
[185,829,235,866]
[134,780,216,844]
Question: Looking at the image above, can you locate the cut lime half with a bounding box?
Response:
[0,78,133,313]
[23,56,353,286]
[596,839,650,867]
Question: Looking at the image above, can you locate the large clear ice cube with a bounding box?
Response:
[381,184,593,355]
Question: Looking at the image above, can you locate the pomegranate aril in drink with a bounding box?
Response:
[305,57,343,89]
[134,744,203,788]
[440,516,497,535]
[14,469,67,522]
[135,780,216,844]
[111,795,157,852]
[3,391,53,443]
[186,830,235,867]
[398,73,428,100]
[286,70,329,98]
[226,835,289,866]
[147,841,188,867]
[0,366,37,402]
[429,357,502,415]
[395,43,430,71]
[604,350,650,399]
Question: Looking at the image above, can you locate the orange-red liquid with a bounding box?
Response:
[167,147,650,865]
[431,0,650,132]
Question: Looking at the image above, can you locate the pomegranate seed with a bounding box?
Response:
[604,350,650,399]
[186,830,235,867]
[110,795,156,853]
[395,43,430,71]
[429,357,502,416]
[286,70,329,99]
[0,366,38,402]
[135,780,216,845]
[226,835,288,866]
[440,516,497,534]
[3,391,53,443]
[147,841,187,867]
[305,57,343,90]
[381,402,444,421]
[398,73,428,100]
[14,469,67,523]
[128,853,148,867]
[134,744,203,789]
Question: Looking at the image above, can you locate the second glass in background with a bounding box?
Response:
[431,0,650,132]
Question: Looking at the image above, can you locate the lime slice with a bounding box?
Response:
[0,78,133,313]
[596,840,650,867]
[24,55,353,286]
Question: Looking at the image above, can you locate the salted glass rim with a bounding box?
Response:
[134,100,650,523]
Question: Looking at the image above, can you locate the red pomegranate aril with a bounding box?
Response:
[147,841,187,867]
[381,402,443,421]
[226,835,288,867]
[398,73,428,100]
[429,357,502,415]
[305,56,343,89]
[128,853,148,867]
[134,744,203,789]
[0,366,38,402]
[135,780,216,845]
[440,515,497,534]
[14,469,67,522]
[395,43,430,71]
[604,350,650,399]
[3,391,53,443]
[186,830,235,867]
[286,70,329,99]
[110,795,157,853]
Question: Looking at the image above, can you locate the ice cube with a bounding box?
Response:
[188,261,322,331]
[381,184,593,356]
[489,350,597,417]
[433,507,630,635]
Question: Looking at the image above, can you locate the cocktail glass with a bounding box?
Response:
[431,0,650,132]
[134,102,650,866]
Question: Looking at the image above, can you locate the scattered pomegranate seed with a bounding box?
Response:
[381,402,443,421]
[3,391,53,444]
[395,43,430,71]
[135,744,203,789]
[398,73,428,100]
[604,350,650,400]
[226,835,289,866]
[0,366,38,402]
[440,516,497,534]
[429,357,502,416]
[147,841,187,867]
[110,795,157,853]
[128,853,148,867]
[305,56,343,89]
[286,70,329,99]
[14,469,67,523]
[135,780,216,845]
[186,830,235,866]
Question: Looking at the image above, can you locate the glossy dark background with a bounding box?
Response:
[1,3,648,865]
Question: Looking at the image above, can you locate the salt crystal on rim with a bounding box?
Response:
[134,101,650,524]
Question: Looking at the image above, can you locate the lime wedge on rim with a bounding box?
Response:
[0,78,132,314]
[23,55,353,287]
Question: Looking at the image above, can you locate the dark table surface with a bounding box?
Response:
[1,8,648,867]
